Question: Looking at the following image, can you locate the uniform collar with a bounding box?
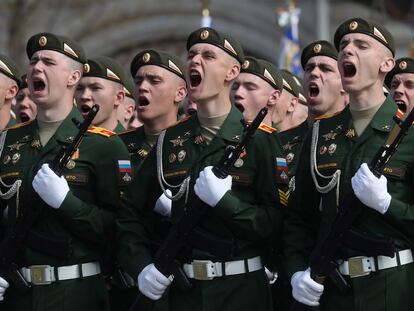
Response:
[53,107,85,144]
[210,105,244,143]
[370,96,398,133]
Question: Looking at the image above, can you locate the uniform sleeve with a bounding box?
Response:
[212,135,283,242]
[116,149,161,279]
[57,136,131,244]
[282,134,321,279]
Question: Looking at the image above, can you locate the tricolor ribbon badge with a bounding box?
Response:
[118,160,132,173]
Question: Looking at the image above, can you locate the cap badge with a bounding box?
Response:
[83,63,90,73]
[200,30,209,40]
[142,52,150,63]
[399,61,407,70]
[242,60,250,69]
[313,43,322,54]
[349,21,358,31]
[38,36,47,47]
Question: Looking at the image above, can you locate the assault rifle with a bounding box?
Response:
[0,105,99,292]
[291,107,414,310]
[128,107,268,311]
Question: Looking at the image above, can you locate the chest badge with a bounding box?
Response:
[3,155,11,164]
[286,152,295,164]
[234,158,244,168]
[169,153,177,163]
[283,142,295,151]
[31,139,42,149]
[177,150,186,163]
[328,143,337,155]
[66,160,76,170]
[137,148,148,158]
[322,131,338,141]
[345,129,356,139]
[11,153,20,164]
[319,145,327,155]
[8,142,26,151]
[170,136,188,147]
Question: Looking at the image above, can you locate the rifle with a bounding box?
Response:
[291,107,414,310]
[128,107,268,311]
[0,105,99,292]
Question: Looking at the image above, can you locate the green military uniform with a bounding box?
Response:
[114,121,126,134]
[278,120,309,181]
[117,104,286,310]
[118,126,152,169]
[0,108,131,311]
[284,97,414,310]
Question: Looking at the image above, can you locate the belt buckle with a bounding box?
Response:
[30,265,52,285]
[348,256,370,278]
[192,261,214,281]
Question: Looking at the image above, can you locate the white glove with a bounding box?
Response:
[351,163,391,214]
[32,163,70,209]
[154,189,172,217]
[194,166,232,207]
[137,264,172,300]
[0,277,9,301]
[291,268,324,306]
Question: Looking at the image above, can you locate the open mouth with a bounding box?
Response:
[33,77,46,92]
[138,96,150,107]
[19,112,30,123]
[80,104,92,114]
[343,62,356,78]
[187,108,197,115]
[395,100,407,113]
[308,82,320,98]
[234,102,245,112]
[189,70,202,87]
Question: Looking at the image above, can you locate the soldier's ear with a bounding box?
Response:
[287,96,298,113]
[5,83,18,101]
[174,84,187,104]
[67,69,82,87]
[267,89,280,108]
[115,88,125,107]
[379,56,395,75]
[225,63,240,82]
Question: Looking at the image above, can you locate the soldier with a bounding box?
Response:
[0,54,21,129]
[385,57,414,113]
[0,32,131,311]
[284,18,414,310]
[118,49,187,169]
[291,75,308,127]
[75,55,127,133]
[232,56,283,127]
[117,75,136,130]
[117,27,285,310]
[113,49,186,311]
[302,40,348,123]
[181,97,197,117]
[15,75,37,123]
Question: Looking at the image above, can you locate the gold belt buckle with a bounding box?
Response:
[192,261,214,280]
[30,265,52,285]
[348,256,370,278]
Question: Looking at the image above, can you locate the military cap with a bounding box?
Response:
[122,74,135,99]
[26,32,86,64]
[187,27,244,65]
[20,74,28,89]
[292,73,307,105]
[130,49,186,81]
[301,40,338,69]
[241,56,283,91]
[280,69,301,98]
[84,55,127,87]
[385,57,414,88]
[334,18,395,56]
[0,54,22,85]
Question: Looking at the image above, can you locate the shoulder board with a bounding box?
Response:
[258,122,277,134]
[87,126,115,137]
[314,110,343,121]
[247,121,276,134]
[4,120,34,131]
[167,116,190,129]
[396,109,404,119]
